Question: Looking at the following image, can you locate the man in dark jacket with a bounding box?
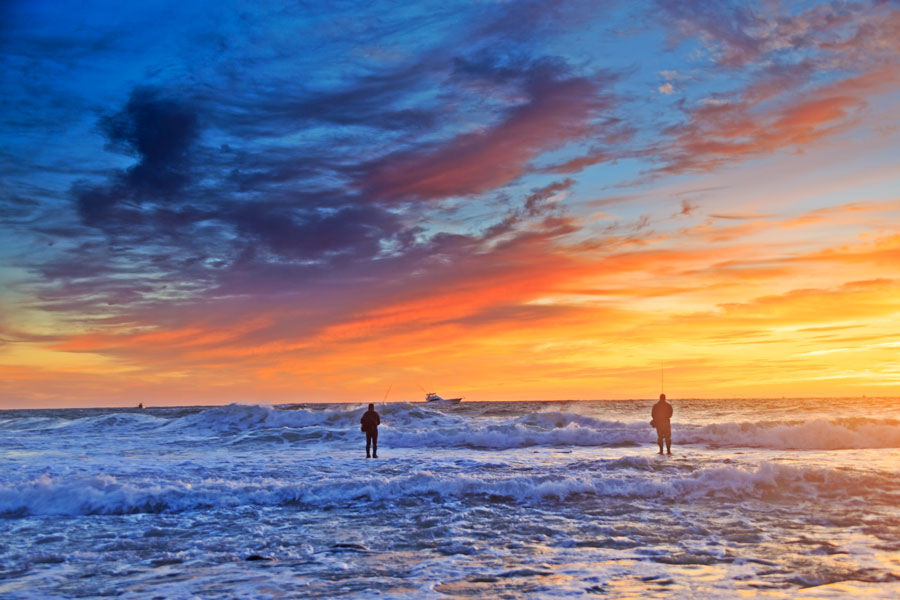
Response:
[360,403,381,458]
[651,393,673,455]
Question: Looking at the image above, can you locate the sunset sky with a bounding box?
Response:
[1,0,899,408]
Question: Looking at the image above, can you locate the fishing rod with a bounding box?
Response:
[382,383,392,406]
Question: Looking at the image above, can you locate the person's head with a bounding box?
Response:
[368,403,375,411]
[659,393,666,401]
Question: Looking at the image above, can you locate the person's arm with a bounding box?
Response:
[376,414,381,426]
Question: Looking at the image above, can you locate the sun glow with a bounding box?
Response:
[1,1,899,407]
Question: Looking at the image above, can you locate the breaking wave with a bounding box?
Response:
[2,460,895,517]
[4,403,900,450]
[685,417,900,450]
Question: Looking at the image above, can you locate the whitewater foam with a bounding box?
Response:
[4,398,900,598]
[3,458,896,518]
[685,417,900,450]
[6,403,900,451]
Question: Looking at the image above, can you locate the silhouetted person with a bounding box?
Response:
[651,393,673,455]
[360,403,380,458]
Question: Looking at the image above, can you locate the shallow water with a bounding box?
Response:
[2,398,900,598]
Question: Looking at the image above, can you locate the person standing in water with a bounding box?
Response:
[360,403,381,458]
[651,393,673,455]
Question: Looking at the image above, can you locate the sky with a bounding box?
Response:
[1,0,899,408]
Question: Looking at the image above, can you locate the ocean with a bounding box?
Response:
[1,398,899,598]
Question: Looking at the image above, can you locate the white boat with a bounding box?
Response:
[424,392,462,405]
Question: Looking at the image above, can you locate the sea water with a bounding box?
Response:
[1,398,899,598]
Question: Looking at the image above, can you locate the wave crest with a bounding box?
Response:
[6,404,900,450]
[3,460,895,517]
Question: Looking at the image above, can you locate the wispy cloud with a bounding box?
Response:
[1,0,899,405]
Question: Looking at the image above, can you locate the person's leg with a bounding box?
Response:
[665,436,672,454]
[366,433,372,458]
[372,431,378,458]
[657,435,664,454]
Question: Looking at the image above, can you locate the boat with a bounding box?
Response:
[424,392,462,405]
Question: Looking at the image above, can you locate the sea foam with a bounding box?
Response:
[6,403,900,450]
[2,460,894,517]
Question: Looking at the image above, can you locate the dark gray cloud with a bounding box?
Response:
[2,0,629,332]
[75,88,201,227]
[99,87,199,193]
[524,179,575,217]
[227,203,410,262]
[67,35,610,286]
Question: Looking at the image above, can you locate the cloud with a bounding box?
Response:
[3,0,899,405]
[523,178,575,217]
[539,152,613,174]
[657,0,900,69]
[679,199,697,215]
[643,1,900,177]
[99,88,199,191]
[67,83,427,281]
[657,0,763,66]
[226,203,410,262]
[655,65,900,174]
[212,61,441,136]
[75,87,201,226]
[362,59,613,201]
[716,278,900,323]
[41,213,586,371]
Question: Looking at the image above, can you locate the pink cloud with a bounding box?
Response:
[659,65,900,174]
[364,72,608,200]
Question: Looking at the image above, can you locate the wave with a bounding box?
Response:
[2,460,896,517]
[0,412,164,436]
[390,409,900,451]
[5,403,900,450]
[162,406,653,449]
[0,416,76,432]
[683,417,900,450]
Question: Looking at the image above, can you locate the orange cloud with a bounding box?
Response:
[7,195,897,407]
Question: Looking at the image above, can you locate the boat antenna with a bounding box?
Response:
[416,383,428,394]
